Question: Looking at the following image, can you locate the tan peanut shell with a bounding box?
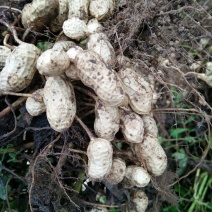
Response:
[37,49,70,76]
[134,133,167,176]
[26,89,46,116]
[118,67,153,114]
[63,17,88,40]
[0,46,11,69]
[50,0,69,32]
[87,137,113,180]
[87,33,116,67]
[43,76,76,132]
[68,0,89,22]
[65,64,80,80]
[21,0,58,31]
[103,158,126,184]
[120,108,144,143]
[125,166,150,187]
[87,19,103,35]
[0,43,41,92]
[89,0,115,21]
[52,41,76,52]
[116,55,132,69]
[68,48,126,106]
[127,190,148,212]
[94,100,120,141]
[142,114,158,137]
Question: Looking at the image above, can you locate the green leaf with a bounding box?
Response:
[0,184,6,200]
[99,196,106,204]
[37,41,53,52]
[170,128,188,138]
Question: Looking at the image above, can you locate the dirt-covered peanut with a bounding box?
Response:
[117,55,132,69]
[124,166,150,187]
[127,190,148,212]
[52,41,76,52]
[68,0,89,22]
[0,46,11,70]
[87,138,113,180]
[21,0,58,31]
[63,17,88,40]
[0,43,41,92]
[50,0,69,32]
[87,19,103,35]
[142,114,158,137]
[65,64,80,80]
[89,0,115,21]
[104,158,126,184]
[67,48,126,106]
[43,76,76,132]
[26,89,46,116]
[37,49,70,76]
[118,67,154,114]
[134,134,167,176]
[94,100,120,141]
[120,108,144,143]
[87,33,116,67]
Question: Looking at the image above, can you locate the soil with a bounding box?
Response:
[0,0,211,211]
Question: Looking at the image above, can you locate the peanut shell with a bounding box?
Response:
[37,49,70,76]
[68,0,89,22]
[0,43,41,92]
[125,166,150,187]
[68,48,126,106]
[0,46,11,70]
[87,19,103,35]
[87,137,113,180]
[26,89,46,116]
[104,158,126,184]
[63,17,88,40]
[118,67,153,114]
[142,114,158,137]
[52,41,76,52]
[87,32,116,67]
[89,0,115,21]
[134,133,167,176]
[43,76,76,132]
[94,99,120,141]
[50,0,69,32]
[120,108,144,143]
[127,190,148,212]
[21,0,58,31]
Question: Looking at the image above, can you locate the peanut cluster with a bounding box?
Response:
[0,1,167,211]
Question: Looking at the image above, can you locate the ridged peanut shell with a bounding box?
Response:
[87,33,116,67]
[26,89,46,116]
[94,100,120,141]
[50,0,69,32]
[89,0,115,21]
[87,19,103,35]
[142,114,158,137]
[118,68,153,114]
[120,109,144,143]
[0,46,11,69]
[63,17,88,40]
[68,0,89,22]
[134,134,167,176]
[87,138,113,180]
[52,41,76,51]
[127,190,148,212]
[70,49,126,106]
[43,76,76,132]
[125,166,150,187]
[21,0,58,31]
[0,43,41,92]
[104,158,126,184]
[37,49,70,76]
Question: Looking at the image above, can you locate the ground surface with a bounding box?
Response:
[0,0,211,211]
